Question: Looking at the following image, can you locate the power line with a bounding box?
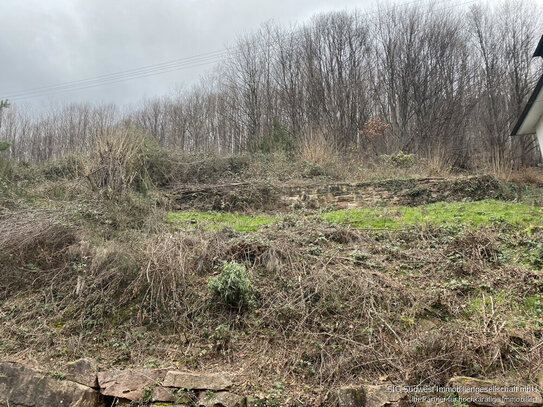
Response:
[7,54,230,101]
[4,0,476,102]
[3,50,231,99]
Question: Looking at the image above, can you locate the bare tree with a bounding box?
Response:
[3,1,542,171]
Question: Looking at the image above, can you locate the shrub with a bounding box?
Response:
[88,127,165,194]
[298,129,336,166]
[301,161,325,178]
[248,119,295,155]
[358,118,390,140]
[208,260,254,309]
[380,151,415,168]
[0,141,11,152]
[43,154,87,180]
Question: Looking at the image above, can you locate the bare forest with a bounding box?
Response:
[1,1,542,173]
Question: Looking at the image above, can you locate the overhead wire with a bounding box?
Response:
[1,48,233,99]
[7,53,231,101]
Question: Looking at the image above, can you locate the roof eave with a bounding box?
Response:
[533,36,543,58]
[510,73,543,137]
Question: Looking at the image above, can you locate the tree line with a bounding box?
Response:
[1,1,542,171]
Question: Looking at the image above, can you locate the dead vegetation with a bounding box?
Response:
[1,146,543,405]
[1,201,543,403]
[0,208,76,297]
[508,167,543,185]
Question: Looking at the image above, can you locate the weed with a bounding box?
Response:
[451,394,469,407]
[380,151,415,168]
[267,381,285,396]
[143,358,158,368]
[527,242,543,269]
[307,243,323,256]
[174,388,197,404]
[350,249,370,262]
[300,161,324,178]
[49,371,66,380]
[208,260,255,309]
[210,324,238,354]
[142,385,153,403]
[42,155,86,180]
[524,296,543,316]
[0,141,10,152]
[204,390,215,400]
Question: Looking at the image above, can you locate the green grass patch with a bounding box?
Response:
[321,200,543,230]
[167,211,275,232]
[524,295,543,317]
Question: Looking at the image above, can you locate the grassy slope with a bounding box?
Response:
[321,200,543,230]
[1,157,543,406]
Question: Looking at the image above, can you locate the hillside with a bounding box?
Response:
[1,149,543,406]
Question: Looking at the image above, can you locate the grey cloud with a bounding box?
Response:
[0,0,392,107]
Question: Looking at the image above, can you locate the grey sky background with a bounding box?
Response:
[0,0,541,111]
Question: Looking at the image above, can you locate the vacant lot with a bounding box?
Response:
[1,153,542,406]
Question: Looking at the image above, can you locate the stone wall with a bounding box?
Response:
[169,175,512,212]
[1,360,541,406]
[280,175,511,209]
[0,360,243,407]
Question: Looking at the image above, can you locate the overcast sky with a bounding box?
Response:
[0,0,541,110]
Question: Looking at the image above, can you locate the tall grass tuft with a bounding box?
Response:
[298,128,337,167]
[88,127,163,194]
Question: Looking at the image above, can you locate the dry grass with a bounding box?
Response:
[508,167,543,185]
[1,150,543,404]
[298,129,339,167]
[88,127,151,193]
[0,208,76,298]
[422,145,456,177]
[125,230,230,326]
[0,208,72,255]
[1,211,542,402]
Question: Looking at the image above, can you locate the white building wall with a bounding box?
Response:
[538,114,543,158]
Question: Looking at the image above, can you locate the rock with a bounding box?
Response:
[198,391,246,407]
[0,361,101,407]
[97,368,169,401]
[334,387,366,407]
[163,371,233,390]
[364,385,406,407]
[151,405,191,407]
[332,385,407,407]
[65,358,99,388]
[449,376,543,407]
[151,385,178,402]
[151,386,199,404]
